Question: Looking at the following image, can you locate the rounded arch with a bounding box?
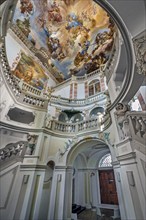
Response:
[87,148,110,168]
[58,112,68,122]
[89,106,105,117]
[47,160,55,170]
[73,153,87,169]
[70,113,84,123]
[66,137,110,167]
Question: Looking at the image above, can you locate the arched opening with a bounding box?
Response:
[90,107,105,118]
[65,138,120,220]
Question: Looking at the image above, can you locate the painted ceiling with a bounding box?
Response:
[13,0,116,83]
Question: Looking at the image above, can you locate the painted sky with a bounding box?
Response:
[13,0,116,82]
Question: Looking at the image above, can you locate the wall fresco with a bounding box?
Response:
[12,51,48,90]
[13,0,116,82]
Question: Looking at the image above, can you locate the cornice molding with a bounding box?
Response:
[20,164,47,170]
[117,152,136,162]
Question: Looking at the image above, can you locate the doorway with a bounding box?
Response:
[99,169,118,205]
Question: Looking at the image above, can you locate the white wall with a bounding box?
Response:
[53,84,70,98]
[77,83,85,99]
[139,86,146,103]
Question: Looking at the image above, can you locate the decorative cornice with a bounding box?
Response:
[117,152,136,162]
[20,164,47,170]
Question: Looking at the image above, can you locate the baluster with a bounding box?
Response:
[140,117,146,137]
[135,116,141,134]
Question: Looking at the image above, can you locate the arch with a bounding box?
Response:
[58,112,68,122]
[70,113,84,123]
[73,153,87,170]
[98,153,112,168]
[90,107,105,117]
[66,137,109,167]
[47,160,55,170]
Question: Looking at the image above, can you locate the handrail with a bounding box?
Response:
[116,110,146,146]
[1,40,108,109]
[44,113,111,135]
[0,141,27,164]
[0,43,48,110]
[50,92,107,107]
[126,111,146,146]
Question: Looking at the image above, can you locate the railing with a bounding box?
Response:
[50,92,107,107]
[116,110,146,146]
[45,113,111,135]
[18,78,42,96]
[0,141,27,164]
[0,43,48,109]
[127,112,146,146]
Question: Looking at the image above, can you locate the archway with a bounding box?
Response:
[63,137,120,219]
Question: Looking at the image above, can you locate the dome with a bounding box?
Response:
[12,0,117,83]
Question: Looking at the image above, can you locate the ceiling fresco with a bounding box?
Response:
[13,0,116,83]
[12,51,48,90]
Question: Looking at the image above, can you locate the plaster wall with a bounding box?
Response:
[0,81,47,129]
[53,84,70,99]
[77,83,85,99]
[0,163,23,220]
[139,86,146,103]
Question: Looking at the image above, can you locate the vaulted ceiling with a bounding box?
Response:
[12,0,117,82]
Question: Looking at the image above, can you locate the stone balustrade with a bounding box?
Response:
[22,94,46,108]
[115,105,146,146]
[0,43,48,109]
[126,112,146,145]
[50,92,106,107]
[0,141,27,163]
[18,78,41,96]
[45,113,111,135]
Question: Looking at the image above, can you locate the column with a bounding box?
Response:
[116,139,146,220]
[19,167,45,220]
[48,166,69,220]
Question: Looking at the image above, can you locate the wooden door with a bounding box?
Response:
[99,169,118,205]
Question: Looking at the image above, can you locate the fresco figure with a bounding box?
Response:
[13,0,116,81]
[48,1,62,23]
[20,0,33,15]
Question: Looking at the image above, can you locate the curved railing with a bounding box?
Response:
[0,141,27,165]
[0,43,48,110]
[0,39,108,109]
[44,113,111,136]
[50,92,107,107]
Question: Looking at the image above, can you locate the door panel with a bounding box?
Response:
[99,170,118,205]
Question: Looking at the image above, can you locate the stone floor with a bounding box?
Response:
[77,209,121,220]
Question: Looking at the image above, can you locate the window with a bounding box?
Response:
[99,153,112,167]
[89,79,101,96]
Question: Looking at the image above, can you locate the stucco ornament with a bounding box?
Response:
[43,112,52,128]
[134,34,146,75]
[58,139,73,158]
[26,134,37,155]
[0,100,6,112]
[115,103,131,140]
